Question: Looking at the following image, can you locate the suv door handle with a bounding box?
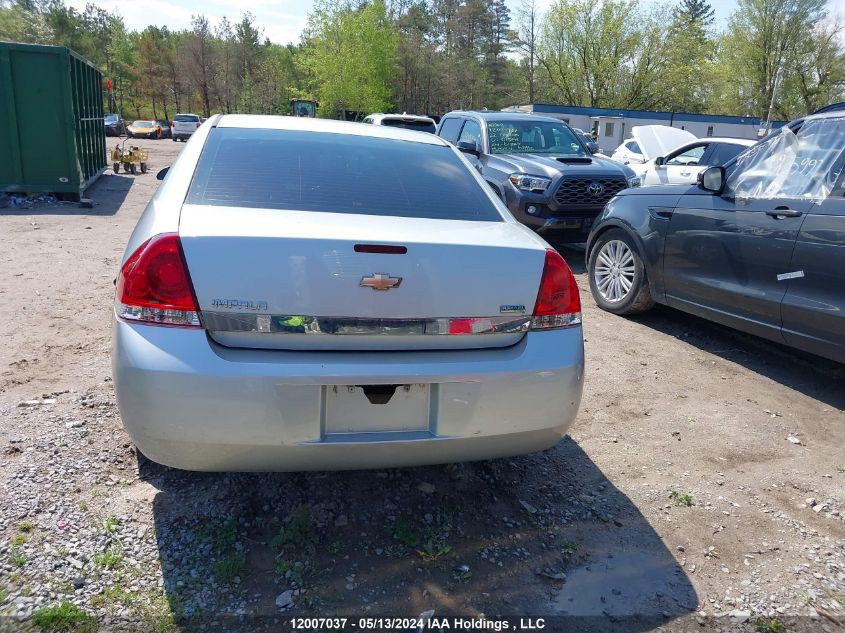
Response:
[766,208,803,218]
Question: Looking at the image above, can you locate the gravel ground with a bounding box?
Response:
[0,139,843,632]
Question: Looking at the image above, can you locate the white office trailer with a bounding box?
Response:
[501,104,787,154]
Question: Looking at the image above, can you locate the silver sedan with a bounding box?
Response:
[112,115,584,471]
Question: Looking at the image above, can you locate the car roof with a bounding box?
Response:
[442,110,565,124]
[214,114,448,145]
[368,113,435,122]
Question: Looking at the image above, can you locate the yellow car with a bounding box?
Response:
[127,120,163,139]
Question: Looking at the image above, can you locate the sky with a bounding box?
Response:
[67,0,845,46]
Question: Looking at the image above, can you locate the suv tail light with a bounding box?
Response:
[531,249,581,329]
[115,233,200,327]
[171,121,175,128]
[195,122,201,128]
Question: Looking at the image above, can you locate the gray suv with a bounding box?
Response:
[437,111,639,242]
[586,109,845,363]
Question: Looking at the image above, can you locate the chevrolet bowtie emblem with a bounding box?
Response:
[360,273,402,291]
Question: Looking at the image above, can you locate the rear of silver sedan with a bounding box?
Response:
[112,115,584,471]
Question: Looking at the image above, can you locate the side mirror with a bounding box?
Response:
[156,166,170,181]
[699,166,725,193]
[654,156,665,167]
[457,140,481,157]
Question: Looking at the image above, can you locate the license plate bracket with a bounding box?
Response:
[323,384,431,435]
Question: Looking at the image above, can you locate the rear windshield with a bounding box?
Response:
[104,114,118,123]
[381,119,437,134]
[175,115,200,122]
[133,121,153,127]
[186,128,502,221]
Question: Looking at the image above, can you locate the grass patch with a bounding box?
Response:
[102,517,119,535]
[754,618,786,633]
[10,548,26,568]
[32,601,94,631]
[18,521,34,533]
[559,540,578,557]
[390,520,451,561]
[271,505,313,552]
[76,500,88,512]
[669,490,694,507]
[48,578,75,596]
[275,559,313,585]
[11,534,27,547]
[0,586,8,603]
[94,547,124,570]
[213,519,239,552]
[212,552,245,582]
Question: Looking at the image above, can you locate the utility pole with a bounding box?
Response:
[763,67,783,136]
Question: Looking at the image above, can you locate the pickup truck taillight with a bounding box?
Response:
[116,233,201,328]
[196,122,201,128]
[531,249,581,329]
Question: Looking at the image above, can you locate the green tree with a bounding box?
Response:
[662,0,716,112]
[537,0,667,109]
[718,0,828,118]
[306,0,398,118]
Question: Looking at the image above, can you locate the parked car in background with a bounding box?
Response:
[631,137,755,186]
[171,113,201,141]
[611,126,696,165]
[154,119,172,139]
[572,128,600,154]
[127,120,163,139]
[585,109,845,364]
[436,111,639,242]
[104,113,125,137]
[112,114,585,471]
[362,113,437,134]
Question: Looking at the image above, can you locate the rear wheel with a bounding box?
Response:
[112,162,119,173]
[172,136,177,142]
[140,162,147,174]
[130,163,137,175]
[588,229,654,315]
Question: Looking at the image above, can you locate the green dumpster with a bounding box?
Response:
[0,42,106,200]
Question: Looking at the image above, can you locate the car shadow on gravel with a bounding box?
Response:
[0,172,132,216]
[144,437,696,632]
[630,305,845,410]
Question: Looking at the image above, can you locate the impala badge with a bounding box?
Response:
[360,273,402,291]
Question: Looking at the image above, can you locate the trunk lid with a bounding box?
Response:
[179,205,547,351]
[630,125,696,161]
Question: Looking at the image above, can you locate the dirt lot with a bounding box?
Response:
[1,139,843,632]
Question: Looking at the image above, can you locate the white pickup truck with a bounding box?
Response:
[171,113,202,142]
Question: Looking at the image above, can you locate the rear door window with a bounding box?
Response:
[186,128,502,222]
[707,142,748,166]
[438,117,463,143]
[458,120,482,145]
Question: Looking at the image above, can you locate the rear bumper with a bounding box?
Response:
[112,318,584,471]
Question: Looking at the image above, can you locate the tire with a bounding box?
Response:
[130,164,137,175]
[172,136,177,142]
[112,162,119,173]
[140,162,147,174]
[588,228,654,315]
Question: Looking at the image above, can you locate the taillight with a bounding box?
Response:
[171,121,175,128]
[195,122,201,128]
[115,233,201,327]
[531,249,581,329]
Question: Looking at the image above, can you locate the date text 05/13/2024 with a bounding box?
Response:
[288,618,547,630]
